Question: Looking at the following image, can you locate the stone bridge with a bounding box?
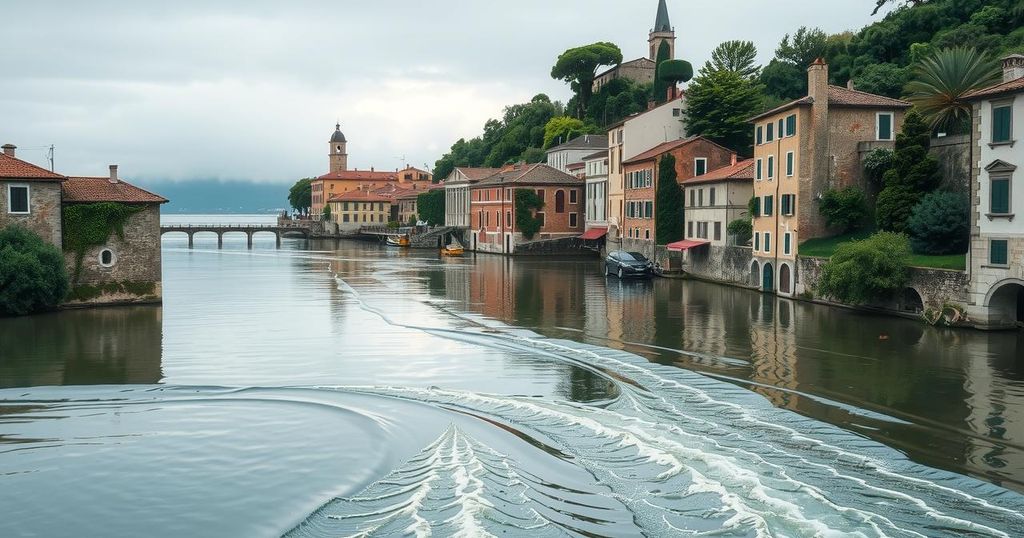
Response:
[160,224,311,248]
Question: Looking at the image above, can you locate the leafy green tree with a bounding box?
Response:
[684,68,764,155]
[819,186,870,233]
[905,47,1001,133]
[520,147,547,164]
[907,190,969,254]
[551,42,623,116]
[287,178,313,216]
[543,116,599,149]
[708,40,760,78]
[514,189,545,240]
[727,219,753,245]
[863,147,895,184]
[321,203,331,222]
[0,226,69,316]
[652,41,673,103]
[876,109,941,232]
[776,27,829,69]
[578,78,651,127]
[759,59,807,100]
[871,0,930,16]
[655,154,683,244]
[817,232,911,305]
[852,63,910,98]
[417,189,445,226]
[658,60,694,87]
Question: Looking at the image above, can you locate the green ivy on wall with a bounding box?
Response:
[62,202,143,281]
[514,189,545,240]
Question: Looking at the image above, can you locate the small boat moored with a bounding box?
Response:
[386,234,410,247]
[441,237,464,256]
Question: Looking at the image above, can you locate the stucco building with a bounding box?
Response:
[443,167,500,227]
[965,54,1024,328]
[748,59,910,296]
[468,163,584,254]
[545,134,607,174]
[621,136,734,248]
[583,150,609,230]
[682,158,754,247]
[328,189,392,232]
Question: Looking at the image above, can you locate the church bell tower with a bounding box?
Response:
[649,0,676,61]
[329,123,348,173]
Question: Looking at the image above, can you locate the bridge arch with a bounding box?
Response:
[985,278,1024,328]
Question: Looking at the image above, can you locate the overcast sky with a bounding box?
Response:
[0,1,890,183]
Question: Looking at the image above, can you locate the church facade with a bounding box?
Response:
[592,0,676,93]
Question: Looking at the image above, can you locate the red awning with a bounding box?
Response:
[666,239,710,251]
[579,227,608,240]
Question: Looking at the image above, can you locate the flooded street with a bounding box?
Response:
[1,216,1023,536]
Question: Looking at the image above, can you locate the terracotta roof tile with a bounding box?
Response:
[0,153,65,181]
[62,177,168,204]
[455,167,501,181]
[748,86,909,122]
[964,77,1024,100]
[623,136,733,165]
[680,159,754,185]
[474,163,582,187]
[317,170,399,181]
[328,189,393,203]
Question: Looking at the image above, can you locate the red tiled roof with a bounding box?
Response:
[328,189,392,203]
[749,85,910,122]
[964,77,1024,100]
[0,153,65,181]
[317,170,399,181]
[680,159,754,185]
[62,177,167,204]
[623,136,733,165]
[455,167,501,181]
[474,163,583,187]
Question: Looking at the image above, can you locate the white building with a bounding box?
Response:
[546,134,607,174]
[583,150,608,230]
[681,158,754,247]
[965,54,1024,328]
[443,167,499,227]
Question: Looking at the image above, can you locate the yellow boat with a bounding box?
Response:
[386,234,410,247]
[441,237,464,256]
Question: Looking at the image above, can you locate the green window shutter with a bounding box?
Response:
[756,126,763,145]
[781,195,789,215]
[778,119,784,137]
[786,152,794,176]
[753,196,761,217]
[993,106,1012,143]
[764,195,773,216]
[786,114,796,136]
[756,159,762,179]
[990,240,1008,265]
[991,178,1010,214]
[767,122,774,142]
[878,114,892,140]
[767,156,774,178]
[784,233,791,254]
[755,233,760,250]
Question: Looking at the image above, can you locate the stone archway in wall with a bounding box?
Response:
[900,287,924,314]
[985,279,1024,328]
[779,263,792,294]
[762,262,774,292]
[750,260,761,288]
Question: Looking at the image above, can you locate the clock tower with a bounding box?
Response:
[329,123,348,173]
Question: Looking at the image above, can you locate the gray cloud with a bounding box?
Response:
[0,0,886,183]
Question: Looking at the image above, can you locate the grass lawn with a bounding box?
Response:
[799,230,966,271]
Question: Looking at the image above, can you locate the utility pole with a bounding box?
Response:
[47,145,54,171]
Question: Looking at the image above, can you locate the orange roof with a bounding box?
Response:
[62,177,168,204]
[681,159,754,185]
[328,189,392,203]
[317,170,398,181]
[0,153,65,181]
[455,167,501,181]
[749,85,910,122]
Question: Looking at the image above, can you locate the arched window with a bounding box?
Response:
[762,262,774,292]
[750,260,760,287]
[779,264,791,294]
[99,249,115,267]
[555,190,566,213]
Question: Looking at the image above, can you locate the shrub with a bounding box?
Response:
[875,183,920,234]
[417,189,445,226]
[0,226,70,316]
[514,189,545,240]
[818,186,869,233]
[907,191,969,255]
[321,204,332,222]
[816,232,911,305]
[727,219,753,245]
[876,110,941,232]
[863,148,894,185]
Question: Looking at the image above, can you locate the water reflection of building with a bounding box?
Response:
[962,332,1024,487]
[0,306,163,388]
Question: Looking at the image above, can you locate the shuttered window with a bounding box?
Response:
[767,156,775,179]
[991,178,1011,214]
[784,232,792,255]
[877,113,893,141]
[766,122,774,142]
[786,152,794,176]
[756,159,763,180]
[754,232,760,251]
[753,196,761,217]
[786,114,797,136]
[990,239,1008,265]
[763,195,774,216]
[756,126,763,145]
[993,105,1012,143]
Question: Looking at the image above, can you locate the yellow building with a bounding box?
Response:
[328,189,392,232]
[748,59,910,296]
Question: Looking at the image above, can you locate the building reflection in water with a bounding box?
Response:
[0,306,163,388]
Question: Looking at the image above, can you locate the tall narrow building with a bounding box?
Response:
[329,123,348,173]
[649,0,675,61]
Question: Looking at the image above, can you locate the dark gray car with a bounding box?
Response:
[605,251,653,278]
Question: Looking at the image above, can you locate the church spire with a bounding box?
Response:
[654,0,671,33]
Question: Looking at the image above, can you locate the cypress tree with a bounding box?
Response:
[655,154,684,244]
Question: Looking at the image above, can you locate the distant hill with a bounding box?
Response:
[134,180,290,214]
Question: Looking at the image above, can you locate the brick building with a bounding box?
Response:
[621,136,735,249]
[748,59,910,295]
[468,163,584,254]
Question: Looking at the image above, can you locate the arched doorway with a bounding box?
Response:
[750,260,761,287]
[779,263,792,294]
[900,288,924,314]
[986,280,1024,328]
[762,262,774,292]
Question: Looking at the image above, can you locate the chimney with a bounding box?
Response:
[371,166,374,172]
[807,58,828,102]
[846,79,855,91]
[730,153,737,166]
[108,165,119,184]
[1002,54,1024,82]
[1,144,15,158]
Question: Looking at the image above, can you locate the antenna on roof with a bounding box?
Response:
[47,145,54,172]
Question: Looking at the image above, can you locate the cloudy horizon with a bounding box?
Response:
[1,0,891,184]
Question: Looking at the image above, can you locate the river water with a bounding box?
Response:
[1,214,1023,537]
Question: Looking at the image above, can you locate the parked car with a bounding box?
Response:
[605,251,653,278]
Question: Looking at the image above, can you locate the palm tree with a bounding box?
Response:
[905,47,1001,134]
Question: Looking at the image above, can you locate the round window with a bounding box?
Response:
[99,249,116,267]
